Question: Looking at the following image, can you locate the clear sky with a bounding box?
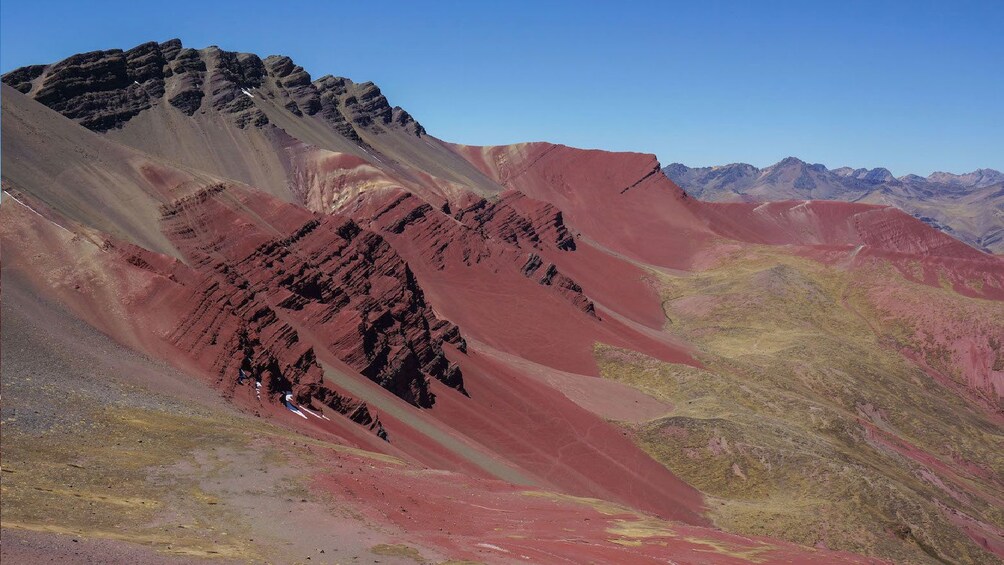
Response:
[2,0,1001,176]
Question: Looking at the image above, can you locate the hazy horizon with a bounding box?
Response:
[664,158,1002,178]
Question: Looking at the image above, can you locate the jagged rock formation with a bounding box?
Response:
[31,45,161,130]
[264,57,359,141]
[3,38,425,137]
[165,42,207,115]
[665,158,1004,253]
[452,191,577,251]
[158,184,467,408]
[97,226,389,437]
[357,188,599,318]
[521,255,597,317]
[202,47,269,128]
[1,64,46,92]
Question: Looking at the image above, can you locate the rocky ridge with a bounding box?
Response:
[158,183,467,410]
[356,188,599,319]
[3,38,425,138]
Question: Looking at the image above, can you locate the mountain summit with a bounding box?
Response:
[3,39,425,137]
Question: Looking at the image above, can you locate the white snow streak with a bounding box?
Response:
[2,190,74,235]
[475,543,508,553]
[297,405,323,419]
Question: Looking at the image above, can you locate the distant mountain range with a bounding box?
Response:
[664,158,1004,253]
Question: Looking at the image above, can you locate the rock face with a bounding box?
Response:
[452,191,577,252]
[2,38,425,137]
[202,47,269,128]
[165,43,207,115]
[355,188,599,319]
[158,184,467,409]
[41,179,471,436]
[1,64,46,92]
[111,238,385,432]
[24,195,391,440]
[665,159,1004,253]
[31,44,160,130]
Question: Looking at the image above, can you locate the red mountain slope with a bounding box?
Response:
[3,41,1003,564]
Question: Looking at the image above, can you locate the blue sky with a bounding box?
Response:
[2,0,1001,175]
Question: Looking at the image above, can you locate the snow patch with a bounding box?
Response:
[475,543,508,553]
[297,405,324,419]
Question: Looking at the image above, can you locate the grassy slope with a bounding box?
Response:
[595,247,1003,564]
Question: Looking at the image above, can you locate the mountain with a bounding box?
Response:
[3,40,1003,564]
[665,158,1004,253]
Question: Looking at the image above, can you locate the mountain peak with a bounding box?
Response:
[842,167,896,184]
[1,39,426,139]
[775,156,807,167]
[663,163,691,176]
[927,168,1004,188]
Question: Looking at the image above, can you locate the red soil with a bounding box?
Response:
[433,345,706,523]
[5,86,1001,563]
[310,430,889,565]
[450,143,714,269]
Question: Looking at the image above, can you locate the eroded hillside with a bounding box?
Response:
[3,40,1002,564]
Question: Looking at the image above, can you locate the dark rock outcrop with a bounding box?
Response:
[31,48,149,130]
[453,191,576,251]
[204,47,269,128]
[3,64,46,93]
[104,238,389,439]
[392,106,426,136]
[365,189,597,318]
[3,38,425,137]
[159,184,466,408]
[166,46,207,115]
